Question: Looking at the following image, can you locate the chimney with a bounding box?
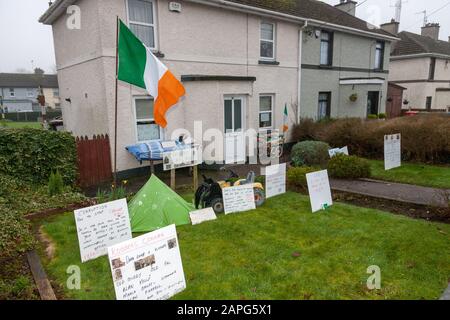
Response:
[448,36,450,43]
[334,0,357,17]
[380,19,400,35]
[421,23,440,40]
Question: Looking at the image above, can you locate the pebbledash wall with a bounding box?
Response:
[52,0,301,173]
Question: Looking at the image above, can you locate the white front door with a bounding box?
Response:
[224,96,246,164]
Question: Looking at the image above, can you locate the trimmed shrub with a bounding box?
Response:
[48,171,64,196]
[378,113,387,119]
[328,154,371,179]
[291,140,330,167]
[0,128,77,184]
[287,166,317,191]
[291,118,322,142]
[367,114,378,120]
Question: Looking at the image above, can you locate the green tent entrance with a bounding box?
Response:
[128,175,194,232]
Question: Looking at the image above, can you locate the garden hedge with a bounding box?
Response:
[0,128,77,184]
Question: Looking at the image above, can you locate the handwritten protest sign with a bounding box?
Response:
[264,163,286,198]
[74,199,132,263]
[107,224,186,300]
[306,170,333,213]
[222,184,256,215]
[189,207,217,225]
[328,146,349,158]
[384,134,401,170]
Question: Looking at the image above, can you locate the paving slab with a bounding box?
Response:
[331,179,450,208]
[440,284,450,300]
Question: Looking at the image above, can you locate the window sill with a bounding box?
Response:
[258,60,280,66]
[319,65,333,69]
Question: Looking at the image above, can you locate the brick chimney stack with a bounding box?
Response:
[421,23,440,40]
[380,19,400,35]
[334,0,357,17]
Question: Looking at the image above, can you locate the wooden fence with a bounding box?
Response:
[76,134,112,187]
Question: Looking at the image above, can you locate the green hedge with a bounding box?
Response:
[291,140,330,167]
[328,154,371,179]
[0,128,77,184]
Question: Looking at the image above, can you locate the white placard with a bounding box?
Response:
[74,199,132,263]
[107,224,186,300]
[306,170,333,213]
[163,145,201,171]
[264,163,286,198]
[328,146,349,158]
[222,184,256,215]
[189,207,217,225]
[161,141,177,149]
[384,134,401,170]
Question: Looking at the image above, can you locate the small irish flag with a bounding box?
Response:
[282,104,289,133]
[118,20,185,128]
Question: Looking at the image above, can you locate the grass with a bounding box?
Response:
[40,192,450,300]
[0,121,42,129]
[369,160,450,189]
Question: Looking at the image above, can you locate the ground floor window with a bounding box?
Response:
[224,97,244,133]
[426,96,432,110]
[134,97,161,142]
[259,95,273,129]
[367,91,380,116]
[318,92,331,120]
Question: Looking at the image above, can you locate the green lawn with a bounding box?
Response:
[0,121,42,129]
[40,192,450,300]
[369,160,450,189]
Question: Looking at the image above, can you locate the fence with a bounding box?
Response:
[3,111,62,122]
[76,134,112,187]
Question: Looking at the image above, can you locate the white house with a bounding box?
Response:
[40,0,396,175]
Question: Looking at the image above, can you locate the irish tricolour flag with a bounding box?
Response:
[118,20,185,128]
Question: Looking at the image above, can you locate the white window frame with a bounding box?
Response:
[133,95,163,143]
[223,95,246,133]
[260,21,276,61]
[9,88,15,97]
[126,0,158,50]
[27,88,34,98]
[53,88,59,97]
[259,94,274,129]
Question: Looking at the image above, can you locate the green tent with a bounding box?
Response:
[128,175,194,232]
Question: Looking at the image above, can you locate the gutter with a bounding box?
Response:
[39,0,77,24]
[185,0,399,42]
[391,53,450,61]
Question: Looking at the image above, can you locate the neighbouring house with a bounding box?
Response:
[0,71,60,113]
[39,0,396,175]
[382,20,450,112]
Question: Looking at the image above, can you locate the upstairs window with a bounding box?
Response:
[429,58,436,80]
[375,41,385,70]
[260,22,275,60]
[9,88,15,97]
[134,97,161,142]
[53,88,60,97]
[127,0,157,49]
[320,31,333,66]
[27,88,35,98]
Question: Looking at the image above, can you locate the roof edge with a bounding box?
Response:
[39,0,77,25]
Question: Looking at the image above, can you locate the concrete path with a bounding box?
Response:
[331,179,450,208]
[440,284,450,300]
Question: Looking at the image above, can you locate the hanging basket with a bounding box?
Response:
[349,93,358,102]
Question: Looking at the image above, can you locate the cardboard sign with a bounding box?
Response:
[306,170,333,213]
[189,207,217,225]
[328,146,349,158]
[74,199,132,263]
[163,145,201,171]
[161,141,177,149]
[107,224,186,300]
[264,163,286,199]
[384,134,401,170]
[222,184,256,215]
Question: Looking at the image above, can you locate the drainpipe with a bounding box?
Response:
[297,21,308,124]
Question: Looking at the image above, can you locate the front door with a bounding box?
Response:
[224,96,246,164]
[367,91,380,116]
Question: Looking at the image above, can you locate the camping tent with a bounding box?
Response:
[128,175,194,232]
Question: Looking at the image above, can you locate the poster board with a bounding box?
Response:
[328,146,349,158]
[74,199,132,263]
[264,163,286,198]
[222,184,256,215]
[107,224,186,300]
[189,207,217,225]
[163,145,201,171]
[384,134,401,170]
[306,170,333,213]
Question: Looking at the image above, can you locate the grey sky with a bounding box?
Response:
[0,0,449,73]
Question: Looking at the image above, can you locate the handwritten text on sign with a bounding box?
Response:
[189,207,217,225]
[306,170,333,213]
[264,163,286,199]
[384,134,401,171]
[74,199,132,263]
[222,184,256,215]
[107,224,186,300]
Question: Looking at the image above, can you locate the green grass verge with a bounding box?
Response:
[369,160,450,189]
[41,192,450,300]
[0,121,42,129]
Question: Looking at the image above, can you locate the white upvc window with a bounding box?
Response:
[127,0,158,50]
[134,96,162,142]
[9,88,15,97]
[260,22,276,60]
[27,88,35,98]
[53,88,59,97]
[259,95,274,129]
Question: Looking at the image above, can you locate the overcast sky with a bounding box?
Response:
[0,0,449,73]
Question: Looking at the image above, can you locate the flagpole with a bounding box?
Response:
[113,16,119,186]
